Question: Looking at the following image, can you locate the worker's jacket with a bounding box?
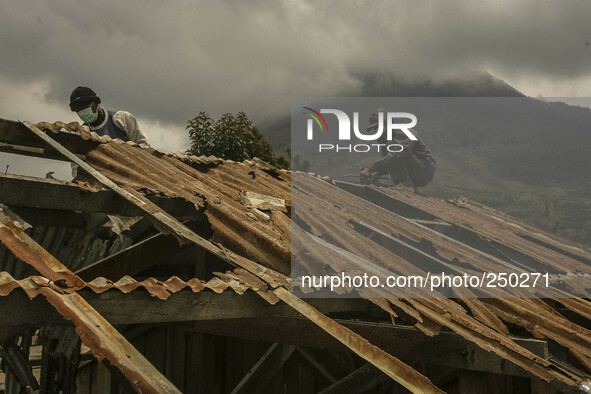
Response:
[73,109,150,178]
[86,109,150,146]
[373,128,436,186]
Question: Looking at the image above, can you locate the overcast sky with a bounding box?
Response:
[1,0,591,179]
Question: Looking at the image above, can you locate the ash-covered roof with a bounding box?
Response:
[0,118,590,392]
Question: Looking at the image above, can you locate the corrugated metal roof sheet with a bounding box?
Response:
[0,222,137,279]
[300,176,591,294]
[377,185,591,265]
[35,121,223,165]
[66,128,590,387]
[77,140,291,275]
[292,175,591,375]
[0,192,434,392]
[0,203,183,393]
[0,271,257,300]
[2,118,591,390]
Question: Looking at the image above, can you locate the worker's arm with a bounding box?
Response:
[362,129,419,177]
[383,128,418,160]
[112,111,150,146]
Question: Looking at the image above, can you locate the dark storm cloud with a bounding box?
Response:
[1,0,591,130]
[342,0,591,79]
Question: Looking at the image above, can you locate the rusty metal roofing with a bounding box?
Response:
[0,218,139,279]
[295,176,590,296]
[296,177,590,380]
[0,205,84,289]
[0,271,254,300]
[16,121,446,392]
[376,185,591,266]
[68,128,591,387]
[2,118,591,390]
[35,121,223,165]
[0,204,182,393]
[77,139,292,275]
[0,192,435,393]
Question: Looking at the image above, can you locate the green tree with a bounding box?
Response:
[186,112,286,167]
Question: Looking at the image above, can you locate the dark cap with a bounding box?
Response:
[69,86,101,111]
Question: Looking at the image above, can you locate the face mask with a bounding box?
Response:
[77,106,99,124]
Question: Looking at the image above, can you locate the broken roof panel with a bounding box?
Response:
[0,271,262,300]
[293,174,591,297]
[77,139,292,275]
[374,184,591,264]
[2,118,591,391]
[0,193,438,393]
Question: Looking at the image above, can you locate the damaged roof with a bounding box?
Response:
[0,271,257,300]
[0,118,590,392]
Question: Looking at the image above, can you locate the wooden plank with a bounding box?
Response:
[0,289,548,379]
[184,332,203,394]
[296,347,337,384]
[190,316,549,378]
[10,206,86,228]
[229,343,279,394]
[95,362,111,394]
[531,377,561,394]
[284,356,300,394]
[250,344,295,392]
[165,325,186,392]
[273,287,444,394]
[200,334,222,394]
[144,327,167,373]
[307,349,356,383]
[102,359,140,394]
[0,173,204,220]
[75,363,92,394]
[0,291,65,327]
[0,173,139,216]
[459,370,530,394]
[0,119,96,158]
[0,141,45,155]
[0,288,368,328]
[318,363,389,394]
[75,233,186,281]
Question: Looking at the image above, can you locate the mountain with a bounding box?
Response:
[258,72,591,246]
[260,72,524,150]
[350,71,525,97]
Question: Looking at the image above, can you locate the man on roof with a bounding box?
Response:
[360,108,435,191]
[68,86,150,146]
